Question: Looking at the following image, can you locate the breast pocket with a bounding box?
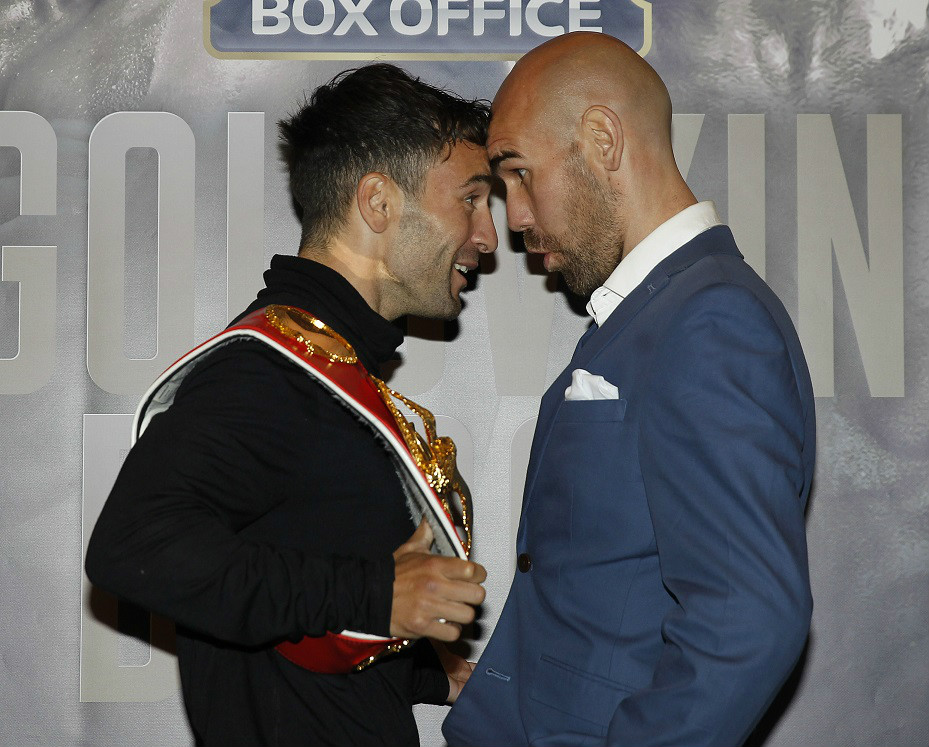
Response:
[556,398,627,422]
[545,397,637,490]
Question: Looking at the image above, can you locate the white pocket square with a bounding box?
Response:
[564,369,620,401]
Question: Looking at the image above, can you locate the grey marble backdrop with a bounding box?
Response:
[1,1,926,745]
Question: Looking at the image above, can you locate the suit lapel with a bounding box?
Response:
[574,225,741,370]
[572,321,599,356]
[521,226,742,508]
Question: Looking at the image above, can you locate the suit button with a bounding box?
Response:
[517,553,532,573]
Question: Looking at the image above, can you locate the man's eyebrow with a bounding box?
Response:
[489,149,524,171]
[460,173,494,189]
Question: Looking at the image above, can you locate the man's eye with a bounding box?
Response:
[465,194,477,205]
[515,168,527,181]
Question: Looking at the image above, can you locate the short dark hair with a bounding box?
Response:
[279,64,490,252]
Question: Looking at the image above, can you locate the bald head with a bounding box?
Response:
[488,32,696,266]
[494,32,673,161]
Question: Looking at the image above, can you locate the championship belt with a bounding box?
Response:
[133,305,471,674]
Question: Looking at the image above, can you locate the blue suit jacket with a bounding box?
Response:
[443,227,815,747]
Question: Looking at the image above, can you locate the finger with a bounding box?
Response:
[395,518,434,557]
[424,618,463,642]
[404,517,432,549]
[467,561,487,584]
[416,517,434,548]
[434,617,461,633]
[409,573,485,607]
[427,600,478,627]
[439,578,487,607]
[449,657,475,681]
[435,558,487,583]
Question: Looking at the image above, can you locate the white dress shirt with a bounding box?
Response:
[586,201,722,326]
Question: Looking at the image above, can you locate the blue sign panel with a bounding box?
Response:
[205,0,652,59]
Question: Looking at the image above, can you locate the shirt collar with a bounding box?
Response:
[586,201,722,326]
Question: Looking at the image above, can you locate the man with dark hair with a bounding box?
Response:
[86,63,496,746]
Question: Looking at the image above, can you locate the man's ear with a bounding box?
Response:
[581,106,623,172]
[357,172,400,233]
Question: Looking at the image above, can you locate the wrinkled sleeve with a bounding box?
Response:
[85,343,394,646]
[607,284,812,747]
[411,640,451,705]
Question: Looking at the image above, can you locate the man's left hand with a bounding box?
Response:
[431,641,476,704]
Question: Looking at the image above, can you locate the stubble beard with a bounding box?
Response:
[524,151,624,297]
[392,203,462,321]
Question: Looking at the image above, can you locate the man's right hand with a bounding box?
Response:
[390,519,487,642]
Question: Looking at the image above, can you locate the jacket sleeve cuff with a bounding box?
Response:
[411,639,451,705]
[364,555,395,637]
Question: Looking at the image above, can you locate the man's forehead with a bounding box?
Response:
[488,102,518,137]
[427,140,491,183]
[489,104,568,166]
[486,116,516,157]
[486,117,530,165]
[487,100,542,159]
[490,75,542,124]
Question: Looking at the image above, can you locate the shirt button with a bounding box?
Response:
[517,553,532,573]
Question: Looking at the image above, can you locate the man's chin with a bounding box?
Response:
[414,295,461,322]
[557,263,599,297]
[441,297,464,320]
[563,275,602,297]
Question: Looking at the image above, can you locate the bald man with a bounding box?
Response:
[443,33,815,747]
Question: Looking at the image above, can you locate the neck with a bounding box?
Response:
[620,175,697,259]
[302,237,389,319]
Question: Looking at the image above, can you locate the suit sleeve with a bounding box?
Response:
[607,284,813,747]
[84,343,394,646]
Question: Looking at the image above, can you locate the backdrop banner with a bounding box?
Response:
[1,1,927,745]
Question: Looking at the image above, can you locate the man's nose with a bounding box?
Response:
[476,208,499,254]
[505,191,533,233]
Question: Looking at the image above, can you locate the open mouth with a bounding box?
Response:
[452,261,479,293]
